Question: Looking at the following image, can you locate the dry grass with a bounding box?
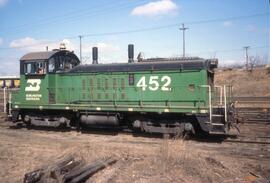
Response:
[215,67,270,96]
[0,122,269,183]
[153,138,238,183]
[98,136,242,183]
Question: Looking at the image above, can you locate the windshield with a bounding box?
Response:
[49,56,79,73]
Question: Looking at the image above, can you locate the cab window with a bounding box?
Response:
[24,60,46,75]
[48,58,55,72]
[54,56,79,72]
[25,62,35,74]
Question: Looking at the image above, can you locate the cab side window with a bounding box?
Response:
[24,61,46,75]
[25,62,35,74]
[59,56,65,70]
[36,61,46,74]
[54,55,77,72]
[48,58,55,73]
[71,57,79,68]
[65,56,72,70]
[55,56,66,72]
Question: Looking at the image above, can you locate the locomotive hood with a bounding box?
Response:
[69,59,217,73]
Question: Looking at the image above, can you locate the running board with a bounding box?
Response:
[209,130,226,135]
[211,123,224,126]
[212,106,225,108]
[212,114,223,117]
[205,122,225,126]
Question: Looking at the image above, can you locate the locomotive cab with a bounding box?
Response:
[11,50,80,122]
[20,50,80,75]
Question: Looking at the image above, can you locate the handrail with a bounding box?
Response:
[224,85,227,122]
[214,86,223,105]
[8,92,11,116]
[200,85,212,123]
[3,87,6,113]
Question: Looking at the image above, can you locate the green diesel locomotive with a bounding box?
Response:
[10,45,234,135]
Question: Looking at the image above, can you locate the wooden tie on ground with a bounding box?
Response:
[23,155,117,183]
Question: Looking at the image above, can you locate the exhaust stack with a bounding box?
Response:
[128,44,134,63]
[92,47,98,64]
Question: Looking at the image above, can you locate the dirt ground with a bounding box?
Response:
[0,118,269,183]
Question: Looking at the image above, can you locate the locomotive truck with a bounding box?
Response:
[9,45,234,135]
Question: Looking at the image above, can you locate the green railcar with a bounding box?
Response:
[10,49,234,135]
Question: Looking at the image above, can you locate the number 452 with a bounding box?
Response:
[136,76,171,91]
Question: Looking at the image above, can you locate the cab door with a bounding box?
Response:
[48,57,56,104]
[22,60,49,105]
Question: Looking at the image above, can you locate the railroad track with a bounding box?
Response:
[233,96,270,102]
[232,96,270,123]
[225,137,270,145]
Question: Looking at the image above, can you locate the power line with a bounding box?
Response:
[186,12,269,25]
[0,13,268,50]
[2,2,113,30]
[69,12,270,38]
[0,39,73,50]
[1,0,149,34]
[184,45,269,56]
[5,11,269,37]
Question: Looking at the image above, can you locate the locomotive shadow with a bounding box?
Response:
[9,122,71,132]
[131,132,228,143]
[131,131,164,139]
[188,134,226,143]
[8,122,229,143]
[80,126,120,136]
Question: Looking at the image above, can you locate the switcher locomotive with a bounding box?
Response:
[10,45,234,135]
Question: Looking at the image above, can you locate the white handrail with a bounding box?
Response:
[200,85,212,123]
[223,85,227,122]
[3,87,6,113]
[8,92,11,116]
[214,86,223,105]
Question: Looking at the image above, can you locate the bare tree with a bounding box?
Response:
[249,54,269,72]
[249,55,257,72]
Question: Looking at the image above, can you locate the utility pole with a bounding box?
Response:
[79,35,83,62]
[243,46,250,70]
[179,23,189,58]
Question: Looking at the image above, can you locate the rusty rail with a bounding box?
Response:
[233,97,270,123]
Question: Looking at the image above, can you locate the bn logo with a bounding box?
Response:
[25,79,41,92]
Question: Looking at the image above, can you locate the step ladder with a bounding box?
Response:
[209,109,226,134]
[201,85,229,135]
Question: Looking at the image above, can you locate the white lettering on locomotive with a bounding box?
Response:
[136,76,171,91]
[26,94,42,101]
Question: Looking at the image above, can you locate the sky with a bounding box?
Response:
[0,0,269,75]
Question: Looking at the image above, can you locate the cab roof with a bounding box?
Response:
[20,51,58,61]
[20,50,77,61]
